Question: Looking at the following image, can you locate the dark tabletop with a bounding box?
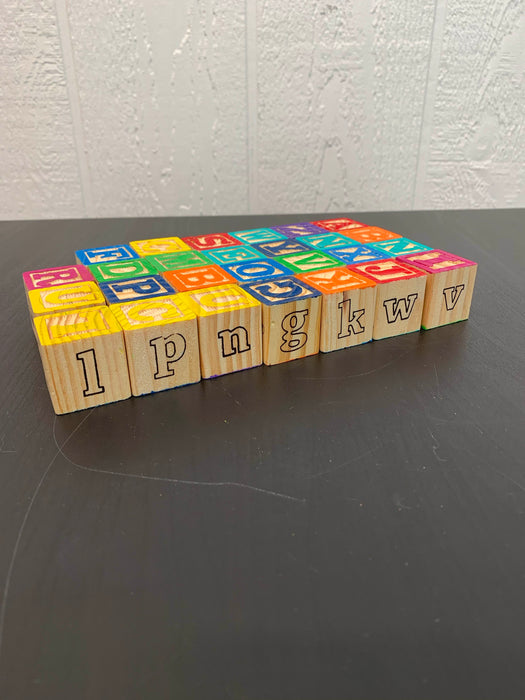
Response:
[1,210,524,700]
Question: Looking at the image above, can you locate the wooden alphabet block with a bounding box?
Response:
[23,264,94,292]
[345,227,403,244]
[146,250,210,273]
[99,275,176,304]
[297,232,355,250]
[75,244,139,265]
[28,281,106,317]
[272,222,327,238]
[88,257,158,283]
[327,244,393,265]
[251,239,312,258]
[311,218,364,232]
[129,237,190,256]
[296,267,377,353]
[110,295,200,395]
[370,237,432,257]
[230,228,287,245]
[184,233,242,251]
[34,306,131,414]
[162,265,237,292]
[275,250,344,274]
[221,258,291,284]
[203,245,264,266]
[398,250,477,329]
[352,260,427,340]
[182,285,262,379]
[242,277,321,366]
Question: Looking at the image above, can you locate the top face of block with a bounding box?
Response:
[110,294,196,330]
[88,257,158,283]
[296,266,376,294]
[221,258,291,283]
[242,277,321,305]
[352,259,427,284]
[311,218,364,232]
[99,275,176,304]
[329,244,393,265]
[275,250,344,273]
[35,306,123,346]
[145,250,210,272]
[251,239,312,258]
[370,237,432,257]
[129,237,190,256]
[230,228,287,245]
[76,244,139,265]
[347,227,403,244]
[203,245,263,265]
[163,265,237,292]
[398,249,476,273]
[23,264,94,291]
[182,284,260,317]
[183,233,242,251]
[271,222,327,238]
[28,281,106,316]
[297,232,355,250]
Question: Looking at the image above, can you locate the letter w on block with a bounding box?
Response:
[383,294,418,324]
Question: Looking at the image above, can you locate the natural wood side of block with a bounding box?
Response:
[261,297,321,366]
[372,275,428,340]
[421,264,477,329]
[320,286,377,352]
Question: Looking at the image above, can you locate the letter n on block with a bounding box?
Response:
[296,267,376,352]
[242,277,321,366]
[110,295,200,395]
[351,260,427,340]
[182,285,262,379]
[397,250,477,329]
[34,307,131,414]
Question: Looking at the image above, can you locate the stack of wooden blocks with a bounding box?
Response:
[23,219,477,414]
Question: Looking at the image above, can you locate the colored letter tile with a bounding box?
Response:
[230,228,287,245]
[110,295,200,395]
[146,250,210,272]
[242,277,321,365]
[296,267,377,353]
[311,218,364,232]
[272,222,327,238]
[88,257,158,283]
[203,245,264,265]
[347,227,402,244]
[163,265,237,292]
[398,250,477,329]
[370,237,432,257]
[182,285,262,379]
[184,233,242,251]
[329,244,393,265]
[129,237,190,256]
[352,260,427,340]
[75,244,139,265]
[252,239,312,258]
[297,233,356,250]
[221,258,291,283]
[28,281,106,317]
[275,250,344,273]
[99,275,176,304]
[34,306,131,414]
[23,264,94,292]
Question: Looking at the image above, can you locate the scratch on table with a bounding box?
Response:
[296,347,414,381]
[304,443,383,479]
[433,363,442,399]
[0,434,16,453]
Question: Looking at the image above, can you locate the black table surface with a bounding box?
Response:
[1,210,524,699]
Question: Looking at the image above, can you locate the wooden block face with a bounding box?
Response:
[75,244,139,265]
[146,250,210,272]
[399,250,477,329]
[311,218,364,232]
[129,237,190,256]
[23,264,94,292]
[252,239,312,258]
[34,306,131,414]
[347,227,403,244]
[88,257,158,283]
[184,233,242,251]
[370,237,432,257]
[182,285,262,378]
[28,281,106,317]
[329,244,393,265]
[203,245,263,265]
[163,265,237,292]
[242,277,321,365]
[272,222,327,238]
[99,275,176,304]
[297,232,354,250]
[221,258,291,283]
[110,295,200,395]
[353,260,427,340]
[275,250,344,273]
[230,228,287,245]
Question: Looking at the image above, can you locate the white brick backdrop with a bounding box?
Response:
[0,0,523,220]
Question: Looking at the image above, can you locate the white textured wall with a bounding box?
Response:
[0,0,523,220]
